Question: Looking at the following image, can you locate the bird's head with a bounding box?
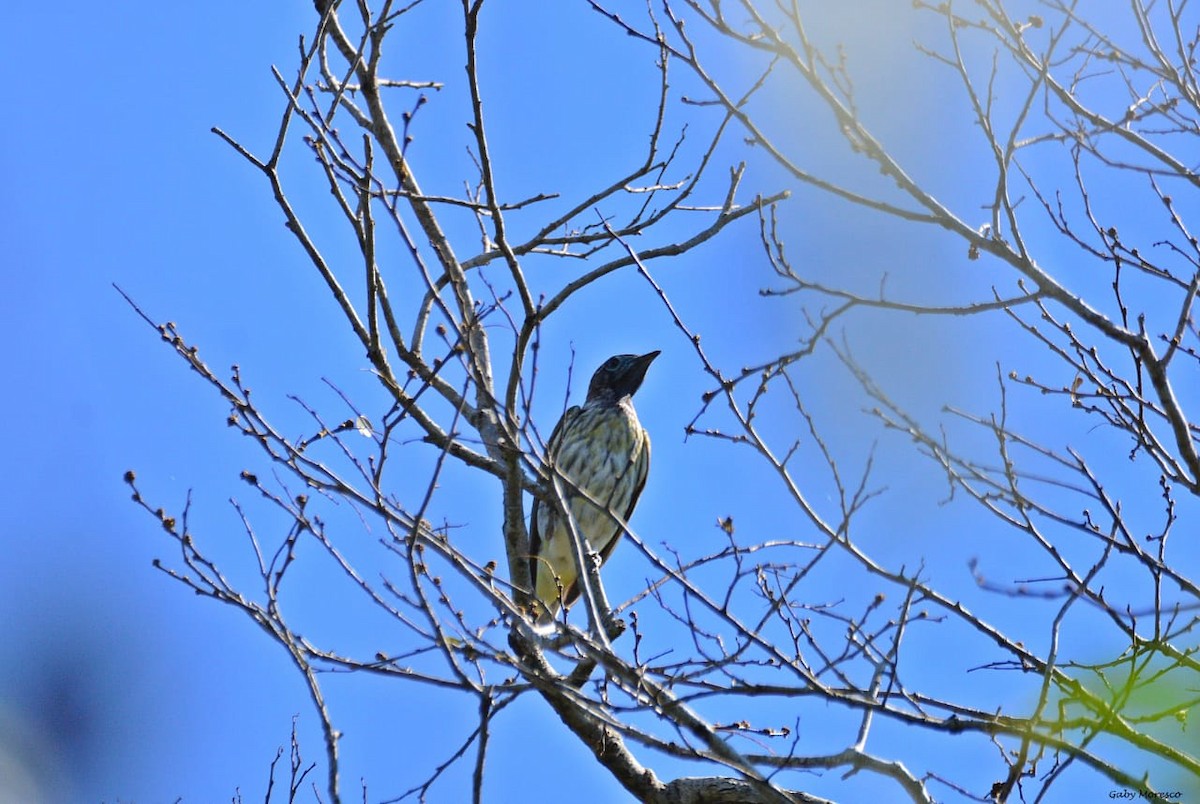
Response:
[586,351,660,403]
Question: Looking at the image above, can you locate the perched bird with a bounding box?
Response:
[529,351,659,623]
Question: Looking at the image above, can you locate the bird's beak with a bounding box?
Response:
[625,350,660,391]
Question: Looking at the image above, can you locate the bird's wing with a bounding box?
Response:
[528,405,582,592]
[598,426,650,567]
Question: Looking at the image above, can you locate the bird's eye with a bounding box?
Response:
[604,357,621,371]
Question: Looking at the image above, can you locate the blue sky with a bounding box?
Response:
[3,2,1197,802]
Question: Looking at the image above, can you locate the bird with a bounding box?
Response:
[528,351,659,625]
